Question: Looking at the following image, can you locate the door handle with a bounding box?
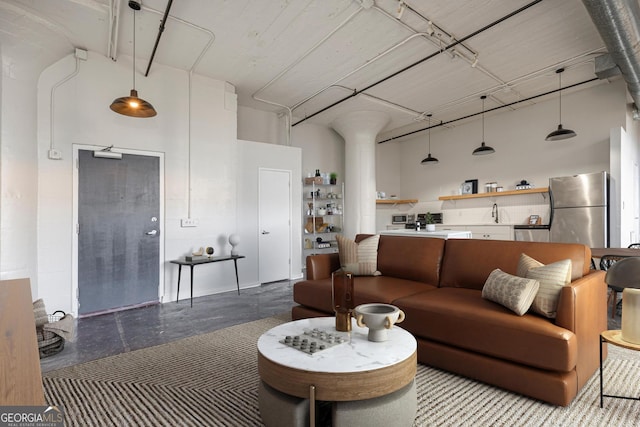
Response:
[261,230,270,235]
[146,230,158,236]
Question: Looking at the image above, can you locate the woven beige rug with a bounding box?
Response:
[43,315,640,426]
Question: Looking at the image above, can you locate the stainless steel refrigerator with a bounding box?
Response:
[549,171,609,248]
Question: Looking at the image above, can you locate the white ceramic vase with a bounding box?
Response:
[355,303,405,342]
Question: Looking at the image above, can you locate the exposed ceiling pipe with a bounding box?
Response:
[107,0,122,61]
[582,0,640,106]
[144,0,173,76]
[292,0,543,126]
[252,1,368,145]
[378,77,599,144]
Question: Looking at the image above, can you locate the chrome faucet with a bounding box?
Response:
[492,203,499,223]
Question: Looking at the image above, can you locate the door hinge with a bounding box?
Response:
[76,158,79,169]
[76,223,79,234]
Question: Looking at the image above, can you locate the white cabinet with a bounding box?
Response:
[436,225,514,240]
[303,181,344,256]
[465,226,513,240]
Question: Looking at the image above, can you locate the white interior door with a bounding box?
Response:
[259,169,291,283]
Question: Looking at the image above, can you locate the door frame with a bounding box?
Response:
[71,144,165,315]
[258,167,293,282]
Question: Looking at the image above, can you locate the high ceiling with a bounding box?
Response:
[0,0,612,140]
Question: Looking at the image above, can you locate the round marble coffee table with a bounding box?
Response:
[257,316,417,427]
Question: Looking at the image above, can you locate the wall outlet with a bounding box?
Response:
[48,149,62,160]
[181,218,199,227]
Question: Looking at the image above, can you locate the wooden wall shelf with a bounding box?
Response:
[438,187,548,201]
[376,199,418,205]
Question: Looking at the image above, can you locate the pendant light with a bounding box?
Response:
[546,68,575,141]
[472,95,495,155]
[110,0,157,118]
[421,114,439,164]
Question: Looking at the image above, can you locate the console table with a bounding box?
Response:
[170,255,245,307]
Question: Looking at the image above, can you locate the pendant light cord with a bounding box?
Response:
[428,115,432,152]
[558,70,562,124]
[482,96,485,141]
[132,7,136,91]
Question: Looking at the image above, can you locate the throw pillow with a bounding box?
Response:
[523,256,572,318]
[33,299,49,327]
[482,269,540,316]
[516,253,544,278]
[336,234,381,276]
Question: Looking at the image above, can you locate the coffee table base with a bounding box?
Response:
[258,379,416,427]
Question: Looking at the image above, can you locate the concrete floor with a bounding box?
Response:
[40,279,295,373]
[40,278,622,373]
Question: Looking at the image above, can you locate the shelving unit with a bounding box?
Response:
[303,181,344,258]
[438,187,548,201]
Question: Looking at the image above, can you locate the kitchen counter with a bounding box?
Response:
[379,229,472,239]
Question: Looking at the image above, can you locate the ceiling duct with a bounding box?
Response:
[582,0,640,106]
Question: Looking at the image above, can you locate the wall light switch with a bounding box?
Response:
[181,218,199,227]
[48,149,62,160]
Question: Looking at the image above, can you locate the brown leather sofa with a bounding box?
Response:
[292,235,608,406]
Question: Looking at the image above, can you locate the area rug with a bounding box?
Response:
[43,315,640,426]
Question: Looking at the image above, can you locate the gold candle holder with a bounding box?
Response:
[332,270,354,332]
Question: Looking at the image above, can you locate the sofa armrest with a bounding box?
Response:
[306,253,341,280]
[555,269,607,389]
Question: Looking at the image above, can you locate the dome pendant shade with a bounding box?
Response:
[472,142,495,155]
[110,89,157,117]
[546,68,575,141]
[110,1,157,118]
[421,113,439,164]
[421,153,439,164]
[546,124,577,141]
[472,96,495,155]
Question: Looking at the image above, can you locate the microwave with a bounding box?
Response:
[392,214,415,224]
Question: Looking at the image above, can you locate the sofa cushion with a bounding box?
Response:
[439,239,588,290]
[337,234,381,276]
[293,276,436,315]
[482,269,539,315]
[526,259,572,319]
[393,288,577,372]
[375,235,445,284]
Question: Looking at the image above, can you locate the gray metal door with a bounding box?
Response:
[78,150,160,315]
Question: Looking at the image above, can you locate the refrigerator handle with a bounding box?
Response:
[548,188,554,226]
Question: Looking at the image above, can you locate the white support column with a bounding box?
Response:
[332,111,389,238]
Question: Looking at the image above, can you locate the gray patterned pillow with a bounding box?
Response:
[482,269,540,316]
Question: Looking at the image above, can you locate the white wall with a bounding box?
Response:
[236,140,303,281]
[31,51,240,313]
[0,46,40,296]
[237,106,280,145]
[374,80,630,228]
[291,122,345,184]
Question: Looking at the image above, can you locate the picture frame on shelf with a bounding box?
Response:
[464,179,478,194]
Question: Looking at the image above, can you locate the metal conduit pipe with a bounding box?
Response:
[371,3,526,113]
[144,0,174,76]
[292,5,476,113]
[582,0,640,106]
[251,1,368,145]
[378,77,599,144]
[291,32,430,111]
[107,0,121,61]
[292,0,543,126]
[140,4,215,217]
